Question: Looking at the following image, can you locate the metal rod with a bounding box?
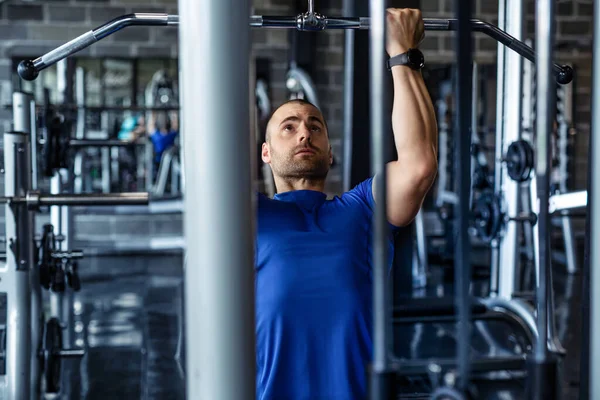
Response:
[12,91,39,191]
[490,0,507,297]
[454,0,474,391]
[50,250,84,259]
[470,63,479,208]
[69,139,137,148]
[534,0,554,362]
[589,0,600,397]
[37,192,149,206]
[549,190,588,212]
[12,92,31,135]
[342,0,355,192]
[54,349,86,358]
[369,0,390,395]
[1,132,34,400]
[497,0,524,300]
[17,13,177,80]
[180,0,255,399]
[17,15,573,83]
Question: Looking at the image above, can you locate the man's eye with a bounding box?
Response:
[284,125,294,131]
[311,126,321,132]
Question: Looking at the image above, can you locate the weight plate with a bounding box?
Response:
[506,140,534,182]
[473,191,503,242]
[43,317,63,393]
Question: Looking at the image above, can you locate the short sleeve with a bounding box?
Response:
[342,177,376,212]
[343,177,402,232]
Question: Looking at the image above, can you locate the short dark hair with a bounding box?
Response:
[265,99,328,142]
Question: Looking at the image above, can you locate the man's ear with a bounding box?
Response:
[262,142,271,164]
[329,145,333,165]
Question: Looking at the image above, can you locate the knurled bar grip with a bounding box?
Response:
[1,192,149,208]
[17,13,573,85]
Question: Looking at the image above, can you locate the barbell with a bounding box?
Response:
[17,13,573,85]
[0,191,148,210]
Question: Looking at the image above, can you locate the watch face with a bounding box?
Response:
[408,49,425,68]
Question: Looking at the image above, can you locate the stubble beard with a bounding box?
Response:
[270,149,330,180]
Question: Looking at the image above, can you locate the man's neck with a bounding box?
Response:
[275,176,325,194]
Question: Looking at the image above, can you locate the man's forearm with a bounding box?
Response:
[390,67,437,167]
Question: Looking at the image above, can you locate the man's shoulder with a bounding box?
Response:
[338,177,375,210]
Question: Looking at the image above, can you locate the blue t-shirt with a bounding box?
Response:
[150,130,179,162]
[255,178,397,400]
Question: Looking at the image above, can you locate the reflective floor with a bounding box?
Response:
[63,252,584,399]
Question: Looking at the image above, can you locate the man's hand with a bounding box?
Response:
[386,8,425,57]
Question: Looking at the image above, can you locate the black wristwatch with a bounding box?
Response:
[387,48,425,71]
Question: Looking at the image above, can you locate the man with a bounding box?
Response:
[256,8,437,400]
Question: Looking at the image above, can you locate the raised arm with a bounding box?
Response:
[373,8,438,227]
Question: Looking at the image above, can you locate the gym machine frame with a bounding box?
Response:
[17,12,573,85]
[0,93,150,399]
[588,1,600,399]
[15,1,575,399]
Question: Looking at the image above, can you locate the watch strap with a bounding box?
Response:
[386,52,409,71]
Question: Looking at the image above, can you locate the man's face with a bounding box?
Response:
[262,102,332,180]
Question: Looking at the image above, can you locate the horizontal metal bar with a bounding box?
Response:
[17,14,573,85]
[50,250,84,259]
[36,193,149,207]
[54,349,86,358]
[3,104,180,112]
[549,190,588,213]
[391,356,527,376]
[0,192,149,207]
[69,139,138,148]
[72,198,183,215]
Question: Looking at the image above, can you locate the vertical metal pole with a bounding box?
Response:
[49,176,65,326]
[497,0,524,299]
[521,51,536,270]
[527,0,559,398]
[368,0,394,398]
[101,147,110,193]
[74,67,86,194]
[413,210,428,291]
[589,0,600,398]
[470,63,478,208]
[342,0,355,192]
[534,0,553,362]
[12,93,38,191]
[12,92,32,138]
[179,0,255,399]
[454,0,473,391]
[557,83,578,274]
[491,0,507,295]
[11,92,43,399]
[0,132,34,400]
[369,0,388,373]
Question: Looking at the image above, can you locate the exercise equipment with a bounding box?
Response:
[17,11,573,85]
[473,191,503,243]
[36,224,83,292]
[13,2,581,399]
[40,317,84,394]
[505,140,534,182]
[41,107,140,179]
[0,88,151,399]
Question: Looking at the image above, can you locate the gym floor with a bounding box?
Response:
[69,251,583,400]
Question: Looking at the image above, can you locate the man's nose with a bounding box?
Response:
[298,124,312,142]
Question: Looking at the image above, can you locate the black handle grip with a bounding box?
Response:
[18,60,38,81]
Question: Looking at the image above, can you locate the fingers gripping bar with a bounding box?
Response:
[17,13,573,85]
